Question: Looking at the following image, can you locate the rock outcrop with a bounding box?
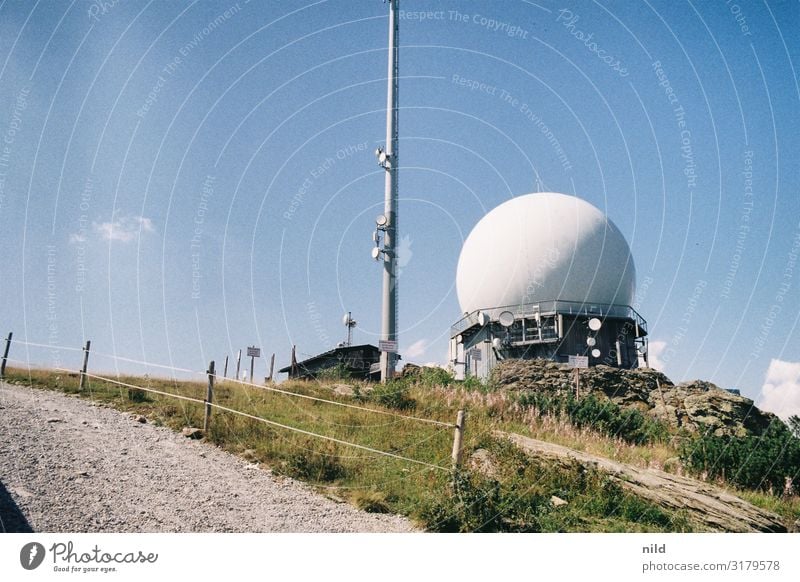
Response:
[491,359,778,437]
[500,431,786,532]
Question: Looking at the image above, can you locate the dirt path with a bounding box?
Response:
[500,431,786,532]
[0,382,416,533]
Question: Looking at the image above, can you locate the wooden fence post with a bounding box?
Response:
[223,355,229,381]
[0,332,12,380]
[290,345,298,377]
[235,349,241,380]
[78,340,91,391]
[267,353,275,383]
[204,360,215,433]
[451,409,466,469]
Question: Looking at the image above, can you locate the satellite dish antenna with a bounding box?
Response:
[492,337,503,350]
[586,337,596,347]
[477,312,490,326]
[591,348,601,358]
[588,318,602,331]
[498,311,515,327]
[376,214,388,227]
[371,247,381,260]
[456,334,463,344]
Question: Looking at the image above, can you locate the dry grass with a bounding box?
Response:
[4,365,795,531]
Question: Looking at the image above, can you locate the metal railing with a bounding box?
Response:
[451,300,647,336]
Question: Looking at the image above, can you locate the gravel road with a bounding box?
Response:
[0,382,417,533]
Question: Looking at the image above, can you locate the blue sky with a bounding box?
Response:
[0,1,798,416]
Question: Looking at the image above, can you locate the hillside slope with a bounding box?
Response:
[498,431,785,532]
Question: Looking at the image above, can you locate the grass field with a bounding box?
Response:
[3,365,796,532]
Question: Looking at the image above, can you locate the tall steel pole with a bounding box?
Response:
[380,0,399,382]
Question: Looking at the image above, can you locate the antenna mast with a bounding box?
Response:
[377,0,399,382]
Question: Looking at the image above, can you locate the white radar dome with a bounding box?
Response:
[456,192,636,314]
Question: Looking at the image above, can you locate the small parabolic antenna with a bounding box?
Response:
[456,334,463,344]
[376,214,388,227]
[591,348,601,358]
[498,311,515,327]
[371,247,381,260]
[586,337,597,347]
[492,337,503,349]
[477,312,490,326]
[588,317,602,331]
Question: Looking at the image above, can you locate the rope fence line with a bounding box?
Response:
[74,371,206,406]
[9,339,84,352]
[3,340,455,428]
[71,370,451,473]
[3,338,446,426]
[89,351,197,374]
[208,401,450,472]
[224,376,456,428]
[1,333,468,471]
[6,338,198,375]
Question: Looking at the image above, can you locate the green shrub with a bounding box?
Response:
[316,363,351,382]
[127,388,151,403]
[460,375,491,392]
[417,367,454,388]
[369,380,416,411]
[351,490,392,513]
[680,420,800,493]
[284,439,348,482]
[517,391,668,445]
[418,470,520,532]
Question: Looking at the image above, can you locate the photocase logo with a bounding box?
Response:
[20,542,46,570]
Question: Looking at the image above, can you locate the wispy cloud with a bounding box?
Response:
[647,340,667,371]
[93,215,154,243]
[758,359,800,421]
[405,339,427,359]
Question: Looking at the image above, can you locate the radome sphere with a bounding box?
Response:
[456,193,636,314]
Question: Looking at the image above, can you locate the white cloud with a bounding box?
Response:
[93,215,154,243]
[647,340,667,371]
[758,359,800,421]
[405,339,427,359]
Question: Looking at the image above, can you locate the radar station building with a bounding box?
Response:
[449,193,648,380]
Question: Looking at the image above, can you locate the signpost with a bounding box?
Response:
[378,340,397,353]
[247,346,261,383]
[468,348,482,377]
[568,355,588,397]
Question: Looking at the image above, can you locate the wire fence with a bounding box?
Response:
[76,370,453,472]
[222,375,455,428]
[0,334,461,474]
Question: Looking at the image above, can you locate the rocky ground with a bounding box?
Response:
[497,431,787,532]
[0,382,416,533]
[491,359,778,437]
